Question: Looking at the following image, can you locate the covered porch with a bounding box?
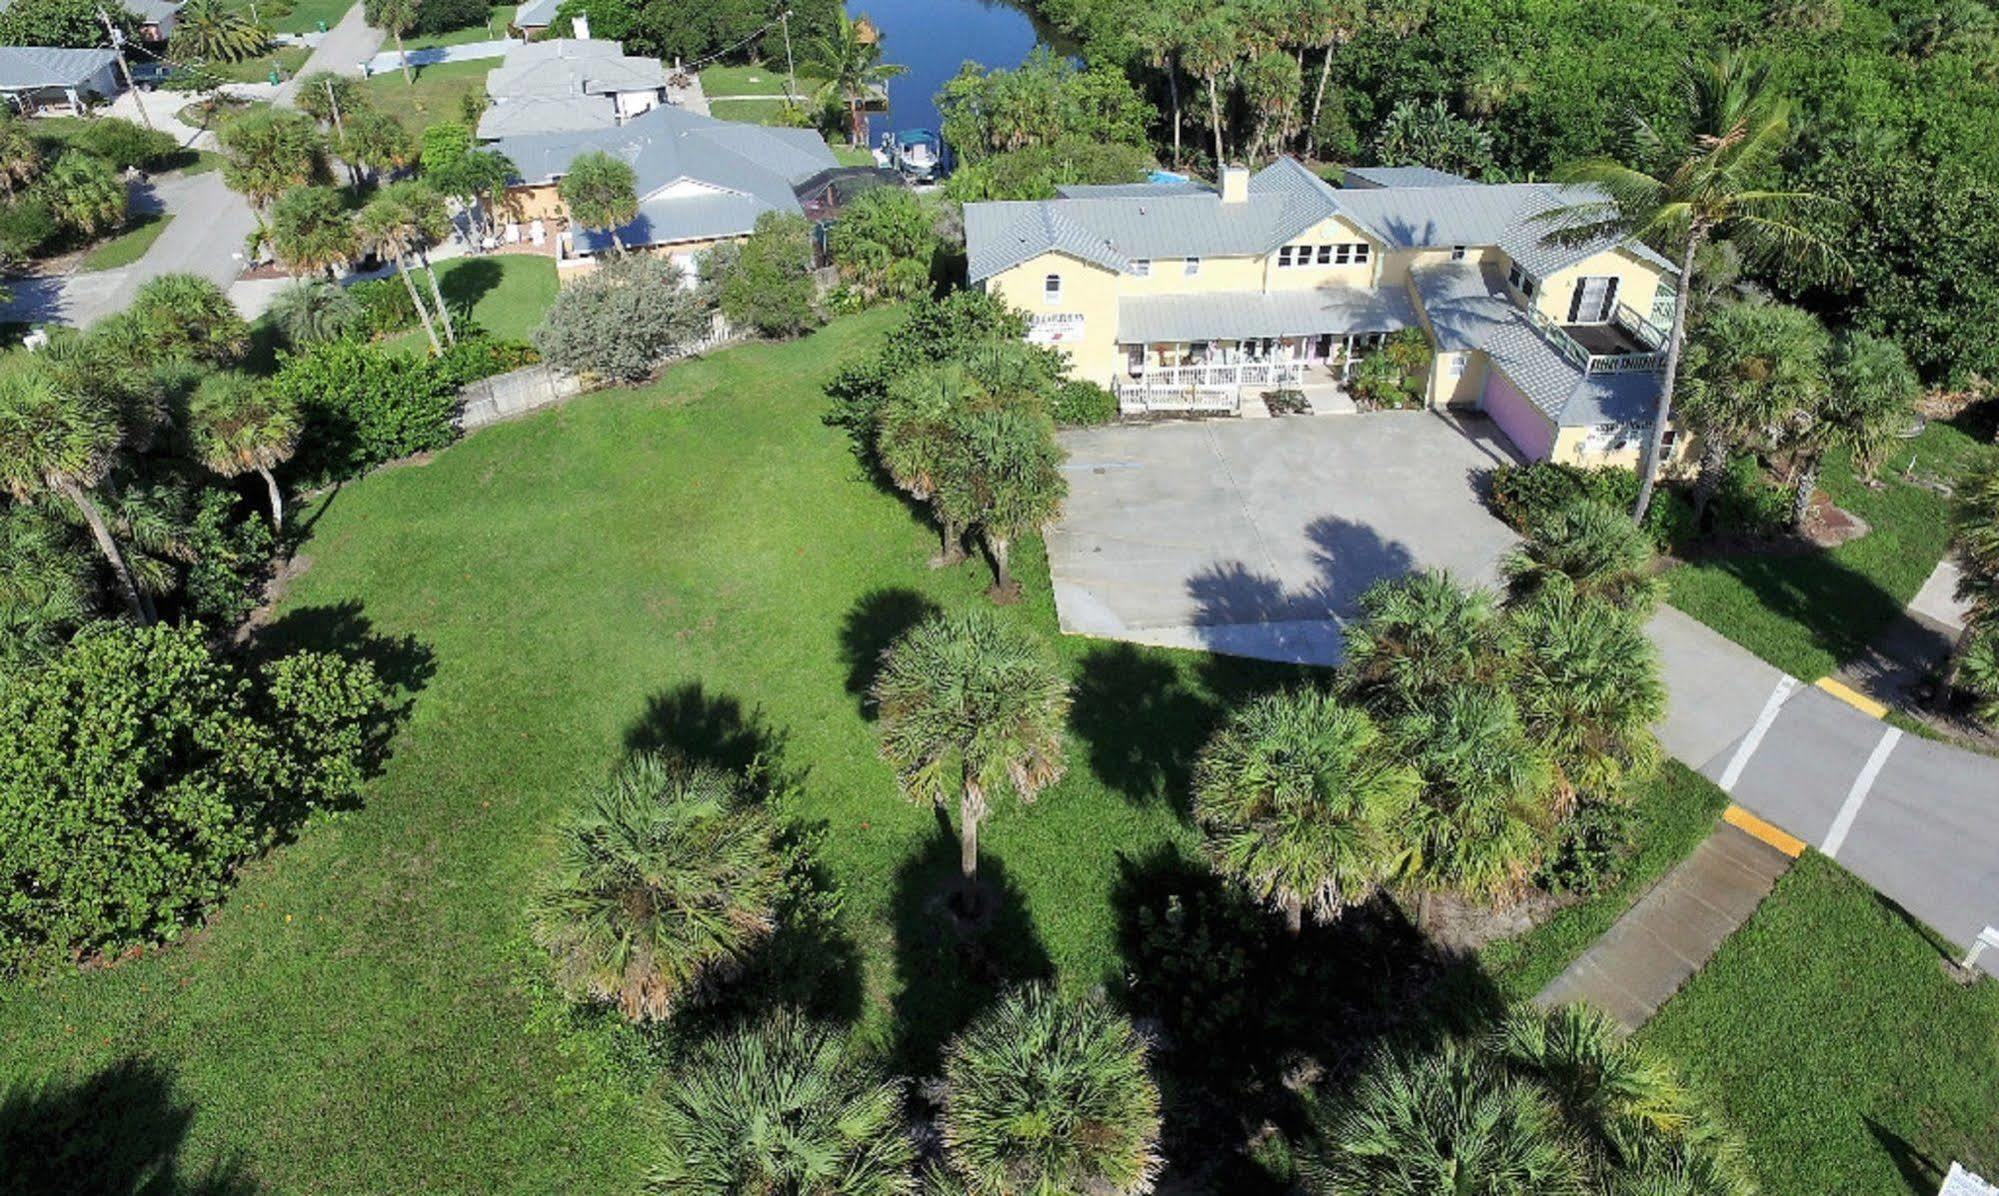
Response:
[1111,287,1420,414]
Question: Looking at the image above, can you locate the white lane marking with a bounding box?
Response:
[1718,675,1799,792]
[1821,727,1902,860]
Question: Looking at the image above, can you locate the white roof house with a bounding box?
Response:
[476,38,668,139]
[0,46,122,112]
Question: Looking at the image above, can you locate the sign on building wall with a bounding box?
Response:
[1026,313,1085,344]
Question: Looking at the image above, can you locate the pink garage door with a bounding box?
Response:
[1480,368,1557,461]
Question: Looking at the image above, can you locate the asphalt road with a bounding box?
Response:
[1049,413,1999,973]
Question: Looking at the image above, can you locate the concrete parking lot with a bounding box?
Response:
[1048,411,1524,660]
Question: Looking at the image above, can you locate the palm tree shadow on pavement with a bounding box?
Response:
[888,814,1054,1077]
[0,1057,260,1196]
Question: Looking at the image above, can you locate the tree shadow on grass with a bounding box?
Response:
[1864,1114,1947,1196]
[436,256,503,326]
[889,812,1053,1077]
[1109,845,1503,1190]
[1678,549,1908,673]
[623,680,787,776]
[838,586,940,716]
[0,1057,259,1196]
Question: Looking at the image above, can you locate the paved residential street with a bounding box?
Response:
[1048,413,1999,971]
[275,2,383,104]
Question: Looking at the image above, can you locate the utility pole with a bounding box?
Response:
[98,7,153,130]
[780,9,797,103]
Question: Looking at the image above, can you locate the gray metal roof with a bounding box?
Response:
[1343,165,1476,189]
[0,46,117,89]
[1410,261,1659,426]
[1117,286,1417,343]
[476,95,615,137]
[967,157,1677,284]
[513,0,560,25]
[486,38,666,103]
[128,0,182,22]
[491,103,835,252]
[1054,180,1212,199]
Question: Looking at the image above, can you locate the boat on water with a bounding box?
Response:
[874,129,946,182]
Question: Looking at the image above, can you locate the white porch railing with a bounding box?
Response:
[1113,379,1242,415]
[1526,306,1666,375]
[1131,361,1306,389]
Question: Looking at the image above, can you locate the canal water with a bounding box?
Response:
[852,0,1064,143]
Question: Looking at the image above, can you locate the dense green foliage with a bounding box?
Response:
[828,186,939,303]
[534,254,711,382]
[0,623,382,972]
[553,0,840,73]
[0,0,131,46]
[709,211,819,339]
[938,49,1157,200]
[273,338,457,479]
[69,119,179,173]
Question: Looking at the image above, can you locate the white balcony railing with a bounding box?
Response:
[1526,306,1666,375]
[1112,360,1307,415]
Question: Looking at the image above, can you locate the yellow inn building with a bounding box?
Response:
[963,159,1686,469]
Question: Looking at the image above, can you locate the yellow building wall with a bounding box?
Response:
[1550,422,1696,474]
[1377,245,1500,287]
[1427,350,1487,409]
[1264,216,1380,291]
[1114,255,1266,295]
[1533,247,1669,325]
[985,251,1124,383]
[501,183,568,224]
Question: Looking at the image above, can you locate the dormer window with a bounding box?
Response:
[1184,257,1201,276]
[1451,245,1468,261]
[1043,273,1063,304]
[1131,259,1151,277]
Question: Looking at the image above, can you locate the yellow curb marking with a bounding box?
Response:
[1814,676,1889,720]
[1724,805,1807,859]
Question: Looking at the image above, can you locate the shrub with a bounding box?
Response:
[532,254,709,383]
[1534,797,1636,897]
[827,184,937,302]
[825,289,1035,437]
[183,484,275,627]
[715,211,818,339]
[0,195,58,260]
[256,649,387,818]
[411,0,487,33]
[349,276,420,338]
[1488,461,1694,551]
[0,623,381,970]
[71,118,179,171]
[1051,378,1117,426]
[274,338,457,479]
[428,334,540,388]
[1960,626,1999,725]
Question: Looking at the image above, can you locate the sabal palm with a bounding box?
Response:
[1301,1039,1582,1195]
[357,184,446,352]
[42,153,126,236]
[0,367,144,620]
[1181,13,1238,167]
[0,112,41,200]
[1342,570,1510,719]
[875,362,975,564]
[1301,0,1364,157]
[218,109,326,211]
[130,273,251,366]
[269,185,358,278]
[0,501,93,667]
[529,752,784,1023]
[1677,300,1828,524]
[935,405,1066,600]
[1788,331,1918,526]
[1192,687,1420,933]
[1947,459,1999,698]
[269,277,361,346]
[813,11,909,146]
[648,1010,915,1196]
[1395,687,1554,904]
[1543,52,1843,521]
[170,0,269,64]
[339,109,415,184]
[938,985,1163,1196]
[1507,589,1663,806]
[870,609,1069,903]
[364,0,419,83]
[1504,499,1662,614]
[188,373,300,531]
[557,150,639,253]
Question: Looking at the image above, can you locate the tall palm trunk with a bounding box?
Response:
[258,465,284,532]
[1166,56,1183,167]
[985,532,1016,601]
[1632,231,1704,523]
[1791,454,1820,530]
[1281,892,1303,936]
[931,514,966,568]
[418,247,455,345]
[1306,43,1336,157]
[393,252,441,353]
[59,479,145,621]
[1206,76,1225,167]
[957,775,988,910]
[395,32,413,85]
[1691,434,1729,527]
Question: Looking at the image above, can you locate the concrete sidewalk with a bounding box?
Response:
[1535,822,1795,1030]
[364,38,517,75]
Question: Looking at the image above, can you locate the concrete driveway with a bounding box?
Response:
[1049,411,1523,660]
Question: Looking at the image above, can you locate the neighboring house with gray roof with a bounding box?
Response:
[486,101,836,271]
[964,156,1684,470]
[477,38,669,140]
[510,0,561,35]
[0,46,121,114]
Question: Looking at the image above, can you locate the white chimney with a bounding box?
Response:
[571,12,590,39]
[1220,165,1249,204]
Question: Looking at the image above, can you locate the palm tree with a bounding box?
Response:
[875,362,976,566]
[431,147,515,244]
[384,180,458,345]
[41,153,126,236]
[0,502,93,668]
[1507,590,1664,808]
[0,112,42,201]
[1341,571,1510,720]
[937,985,1163,1196]
[1240,50,1303,163]
[356,185,444,353]
[1503,499,1663,614]
[1788,331,1919,527]
[813,10,908,147]
[1300,1038,1581,1195]
[129,273,251,366]
[936,406,1066,603]
[0,367,144,621]
[268,277,361,347]
[1182,12,1239,168]
[1676,300,1829,526]
[528,752,784,1023]
[1396,687,1555,907]
[1946,458,1999,698]
[170,0,269,63]
[217,108,327,213]
[187,373,300,531]
[1301,0,1364,158]
[1542,52,1843,522]
[1958,629,1999,726]
[1192,688,1420,934]
[557,149,638,255]
[339,109,415,185]
[870,609,1069,911]
[648,1010,915,1195]
[269,184,358,278]
[1134,6,1191,167]
[364,0,418,85]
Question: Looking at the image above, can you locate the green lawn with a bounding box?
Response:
[1478,760,1730,1000]
[699,64,827,99]
[406,20,509,50]
[1642,853,1999,1194]
[209,43,312,84]
[77,212,174,272]
[231,0,353,34]
[0,309,1312,1189]
[361,58,493,136]
[382,254,557,353]
[709,98,793,124]
[1668,419,1997,680]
